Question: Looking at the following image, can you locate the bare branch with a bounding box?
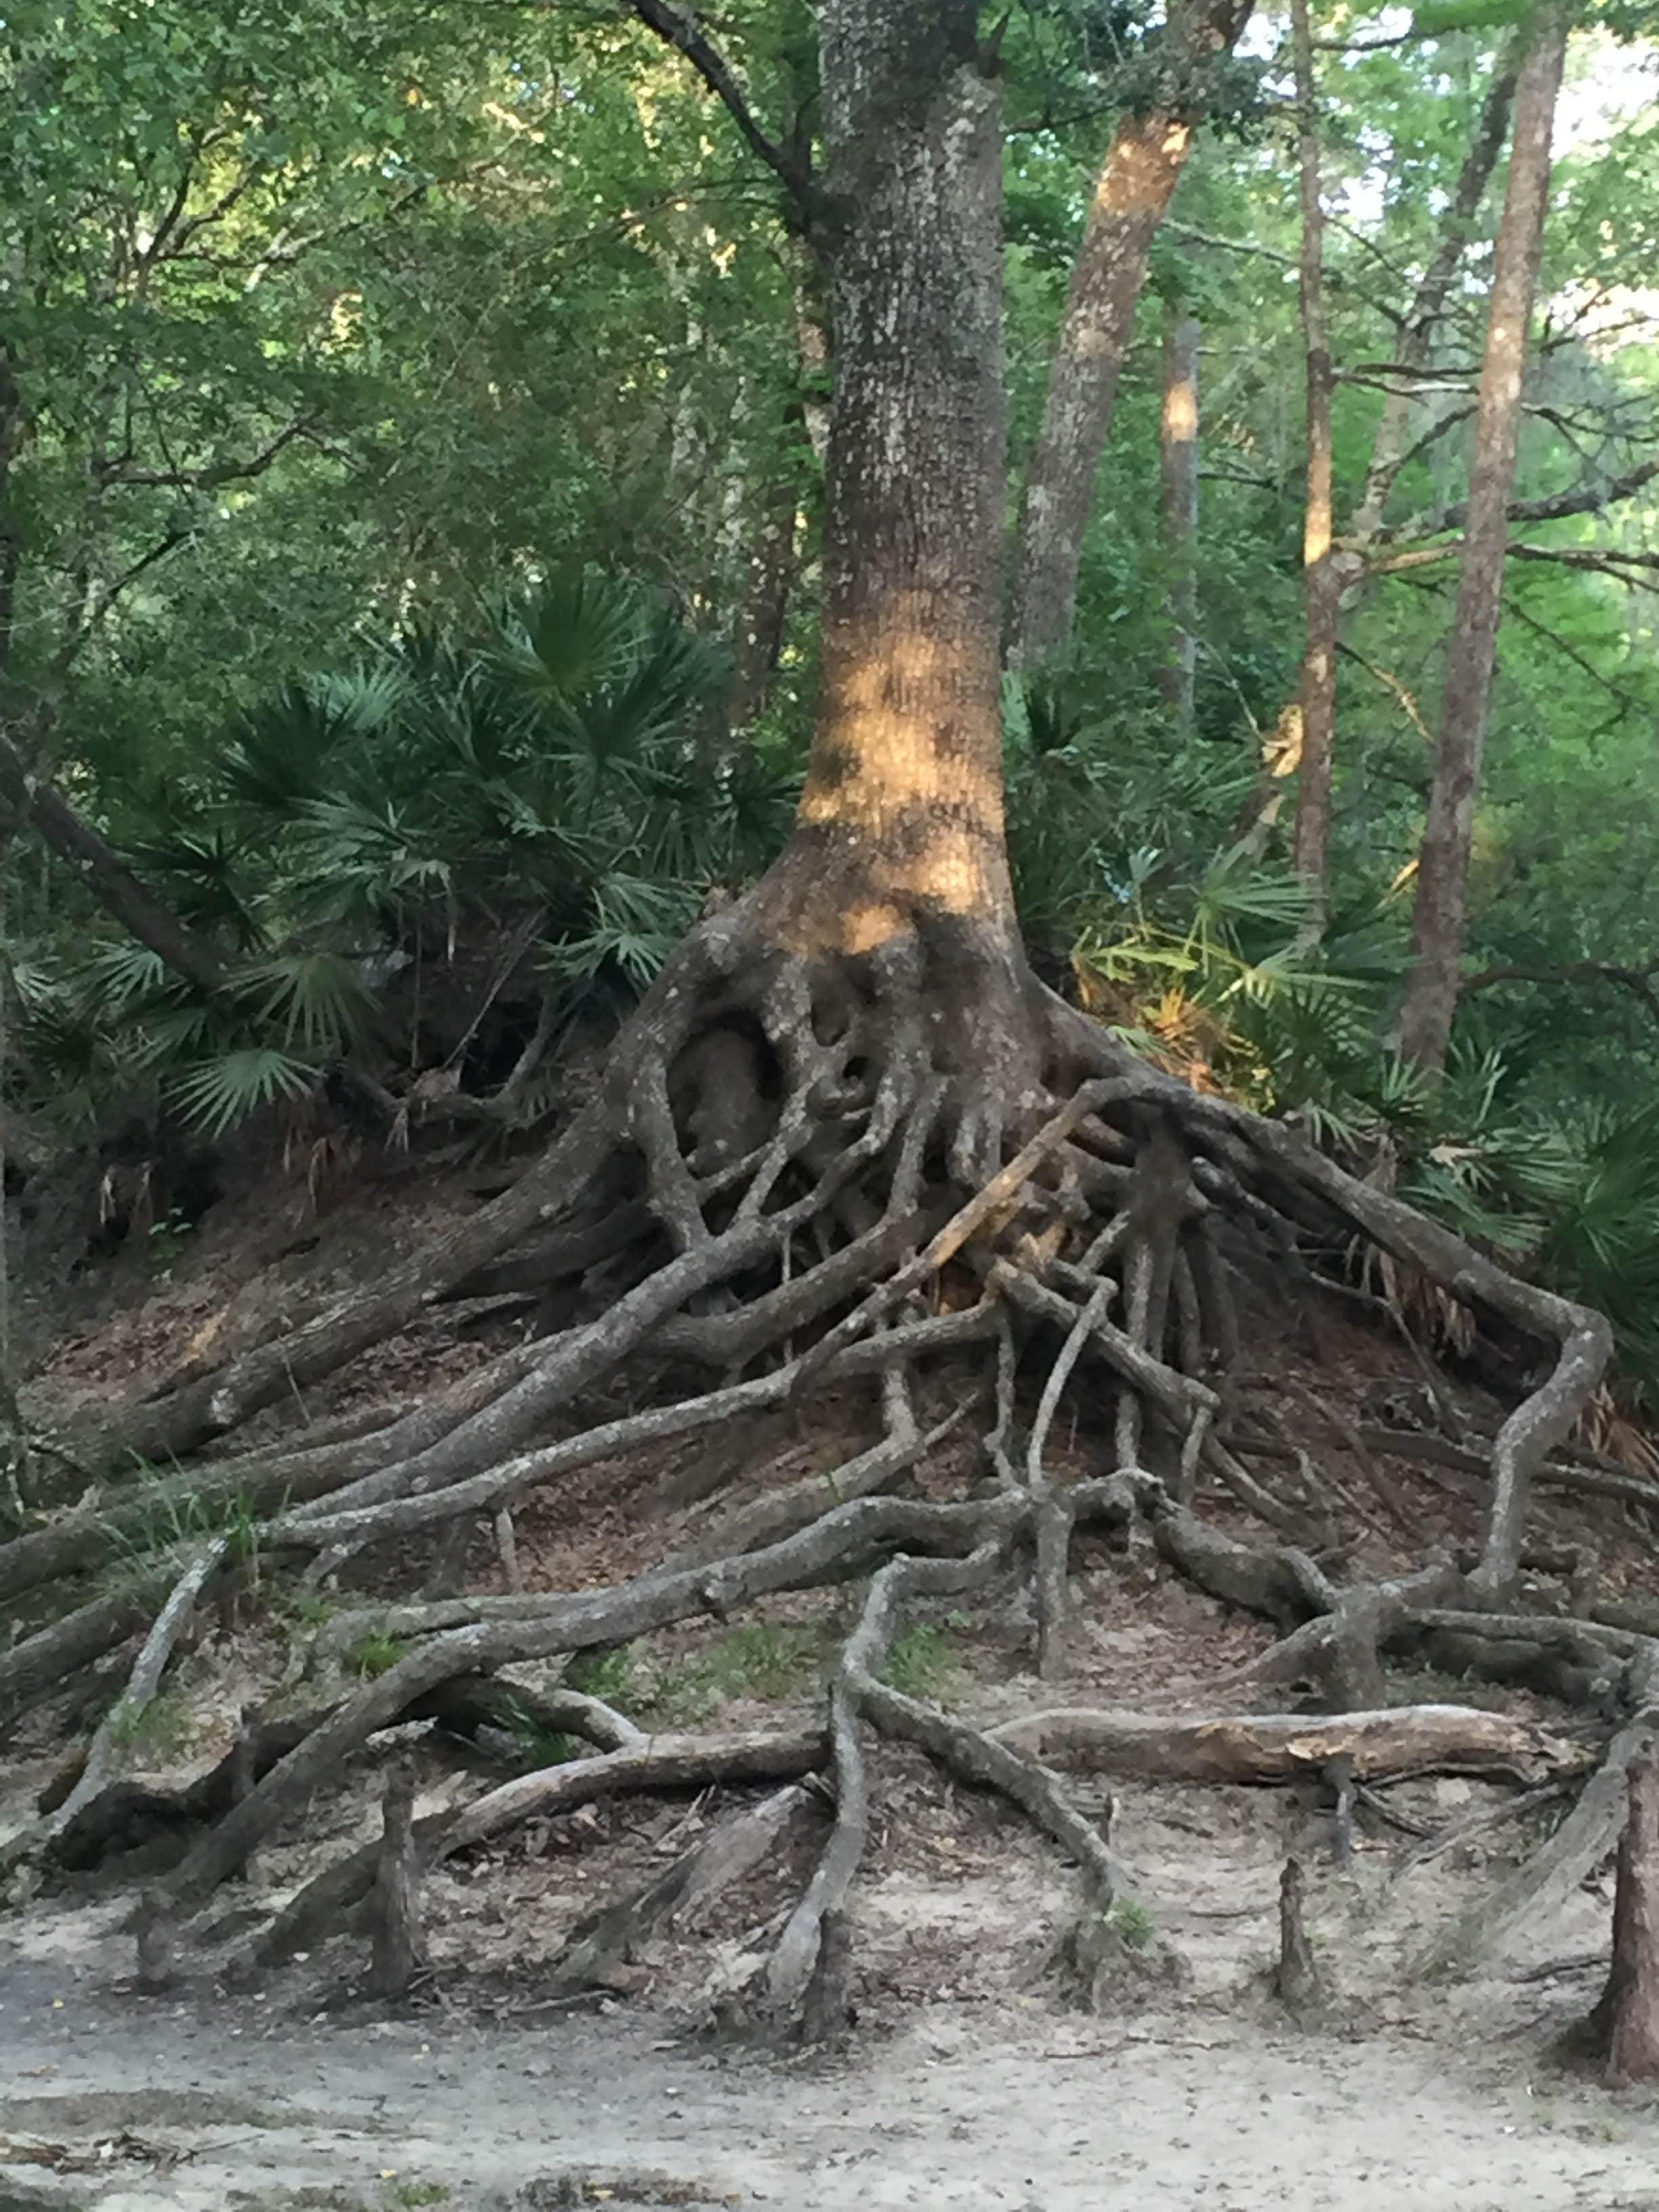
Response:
[1371,455,1659,547]
[94,415,316,493]
[1507,541,1659,582]
[1463,958,1659,1025]
[619,0,819,221]
[1336,640,1434,744]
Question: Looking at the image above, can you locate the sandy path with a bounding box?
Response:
[3,1928,1658,2212]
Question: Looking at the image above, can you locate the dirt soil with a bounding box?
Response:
[9,1148,1659,2209]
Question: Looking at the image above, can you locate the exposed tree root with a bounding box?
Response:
[1274,1857,1323,2022]
[986,1704,1568,1782]
[1430,1675,1659,1974]
[552,1784,811,1996]
[0,1540,230,1873]
[241,1727,827,1979]
[368,1763,424,1999]
[1,907,1634,2028]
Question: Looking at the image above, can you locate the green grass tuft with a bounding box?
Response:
[489,1690,577,1771]
[1102,1896,1156,1952]
[343,1629,411,1680]
[880,1624,962,1702]
[564,1646,636,1704]
[108,1689,190,1758]
[565,1624,825,1727]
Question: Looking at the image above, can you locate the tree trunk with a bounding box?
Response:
[726,266,827,743]
[1351,46,1521,538]
[1158,307,1200,733]
[369,1761,424,1999]
[1006,0,1254,668]
[1289,0,1338,912]
[748,0,1036,1084]
[0,337,21,691]
[1398,4,1568,1074]
[1275,1856,1322,2018]
[726,445,803,741]
[1591,1755,1659,2087]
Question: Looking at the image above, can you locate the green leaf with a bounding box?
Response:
[167,1048,319,1136]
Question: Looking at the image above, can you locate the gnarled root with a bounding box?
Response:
[3,900,1626,2030]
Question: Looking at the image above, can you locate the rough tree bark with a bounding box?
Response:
[1288,0,1339,914]
[741,0,1042,1104]
[1006,0,1254,667]
[1591,1755,1659,2086]
[1397,4,1569,1073]
[1158,306,1201,733]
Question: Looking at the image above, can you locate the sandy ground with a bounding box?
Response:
[4,1866,1659,2212]
[12,1166,1659,2209]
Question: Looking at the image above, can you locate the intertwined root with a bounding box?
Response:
[0,908,1628,2032]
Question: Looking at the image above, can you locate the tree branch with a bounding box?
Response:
[1367,537,1659,585]
[1501,590,1644,718]
[1463,959,1659,1024]
[1336,640,1433,744]
[1507,541,1659,581]
[94,415,316,493]
[1371,455,1659,547]
[619,0,819,222]
[0,737,228,996]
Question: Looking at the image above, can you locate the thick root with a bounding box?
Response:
[4,908,1627,2039]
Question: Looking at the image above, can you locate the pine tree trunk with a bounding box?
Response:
[1158,308,1201,733]
[752,1,1021,1012]
[1398,4,1568,1074]
[1289,0,1338,912]
[1006,0,1254,668]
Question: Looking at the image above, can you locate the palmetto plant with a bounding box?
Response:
[12,569,795,1137]
[999,672,1659,1405]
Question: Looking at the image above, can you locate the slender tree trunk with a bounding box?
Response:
[1006,0,1254,668]
[0,863,12,1421]
[0,337,20,693]
[727,428,804,740]
[1158,308,1201,733]
[753,1,1020,1010]
[1290,0,1338,912]
[1351,47,1521,538]
[1399,4,1568,1074]
[726,272,828,742]
[1591,1755,1659,2086]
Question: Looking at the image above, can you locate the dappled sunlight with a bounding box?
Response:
[775,597,1011,956]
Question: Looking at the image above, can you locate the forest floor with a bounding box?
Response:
[6,1142,1659,2210]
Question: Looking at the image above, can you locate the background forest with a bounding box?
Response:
[3,0,1659,1400]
